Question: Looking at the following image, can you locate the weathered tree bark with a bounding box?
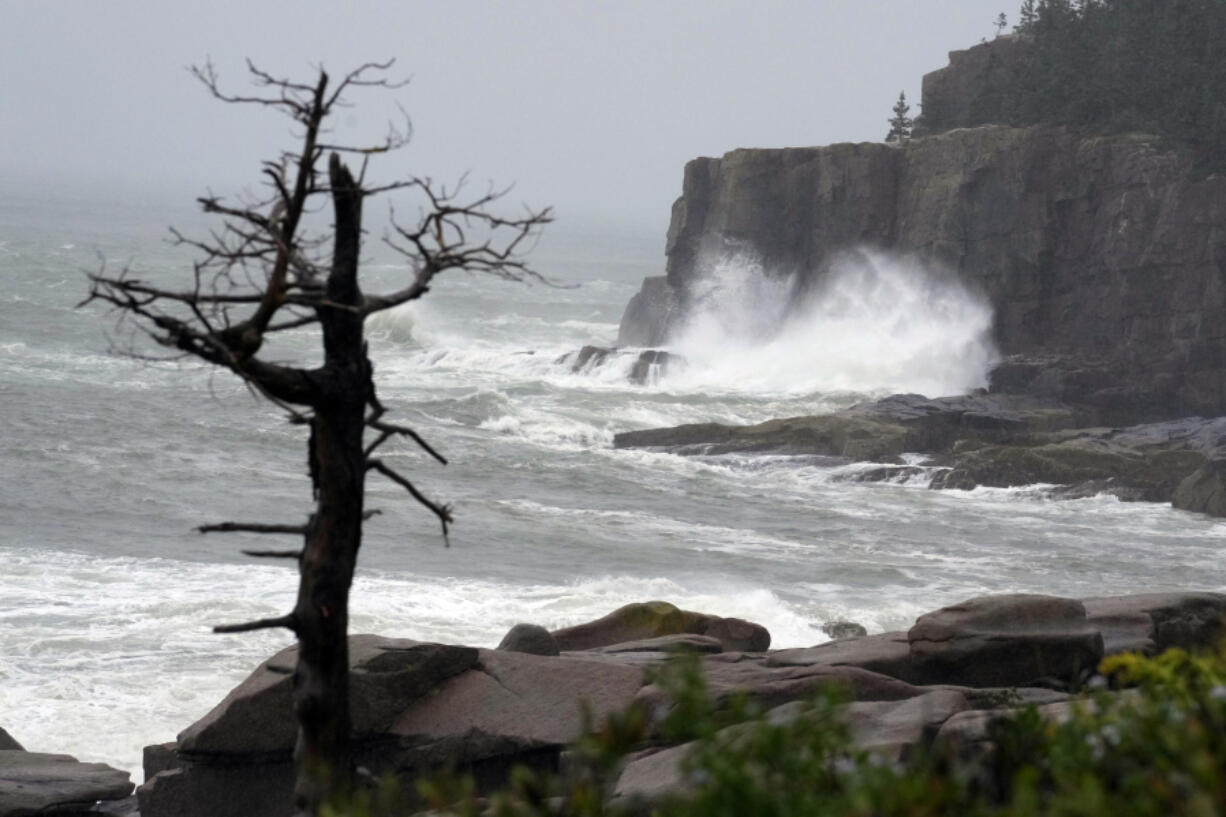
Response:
[290,155,368,816]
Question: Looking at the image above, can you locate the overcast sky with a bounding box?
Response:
[2,1,1011,234]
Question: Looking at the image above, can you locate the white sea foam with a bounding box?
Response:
[367,248,999,407]
[478,410,615,450]
[366,306,421,346]
[0,546,819,781]
[664,247,999,398]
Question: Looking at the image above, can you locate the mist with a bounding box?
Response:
[3,0,1017,236]
[667,248,1000,397]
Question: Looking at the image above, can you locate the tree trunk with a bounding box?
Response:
[291,154,368,816]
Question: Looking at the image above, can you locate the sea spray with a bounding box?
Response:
[666,247,999,397]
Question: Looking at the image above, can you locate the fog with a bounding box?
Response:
[2,1,1009,235]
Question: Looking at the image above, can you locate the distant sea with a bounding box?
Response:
[3,185,1224,780]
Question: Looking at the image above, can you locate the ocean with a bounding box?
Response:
[3,185,1225,781]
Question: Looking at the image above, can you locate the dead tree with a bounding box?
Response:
[83,61,550,816]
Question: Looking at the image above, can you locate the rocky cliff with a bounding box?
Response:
[620,42,1226,425]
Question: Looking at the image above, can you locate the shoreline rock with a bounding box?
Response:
[554,345,682,385]
[128,591,1226,817]
[0,742,133,817]
[618,96,1226,429]
[612,392,1226,518]
[549,600,770,653]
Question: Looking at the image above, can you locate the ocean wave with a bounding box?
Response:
[663,247,999,398]
[0,546,822,781]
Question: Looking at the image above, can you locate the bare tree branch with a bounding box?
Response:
[214,614,299,635]
[367,458,452,545]
[360,186,552,316]
[364,393,448,463]
[197,522,309,535]
[86,57,549,813]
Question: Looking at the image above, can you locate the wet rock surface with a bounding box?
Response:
[0,751,133,817]
[1172,457,1226,516]
[614,394,1226,518]
[613,392,1085,458]
[554,345,682,385]
[933,417,1226,503]
[131,591,1226,816]
[617,276,677,348]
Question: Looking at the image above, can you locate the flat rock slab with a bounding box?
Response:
[841,689,969,760]
[616,688,968,805]
[959,687,1070,710]
[934,436,1205,501]
[1082,592,1226,656]
[908,594,1104,687]
[612,414,911,461]
[0,751,132,817]
[698,658,922,706]
[612,393,1085,462]
[765,631,920,684]
[389,649,646,765]
[590,634,724,654]
[936,690,1139,748]
[179,635,478,755]
[612,743,694,804]
[558,650,677,668]
[848,392,1085,448]
[637,657,922,721]
[767,688,970,761]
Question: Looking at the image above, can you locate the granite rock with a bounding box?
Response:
[1082,592,1226,656]
[178,635,478,756]
[551,601,769,653]
[497,623,560,656]
[908,594,1104,688]
[0,751,132,817]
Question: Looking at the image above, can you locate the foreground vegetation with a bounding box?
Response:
[328,642,1226,817]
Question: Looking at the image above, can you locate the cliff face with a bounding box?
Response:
[621,112,1226,424]
[913,37,1031,136]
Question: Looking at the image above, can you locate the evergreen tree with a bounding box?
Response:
[885,91,913,142]
[1017,0,1037,29]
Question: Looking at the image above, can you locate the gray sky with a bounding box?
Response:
[2,1,1010,233]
